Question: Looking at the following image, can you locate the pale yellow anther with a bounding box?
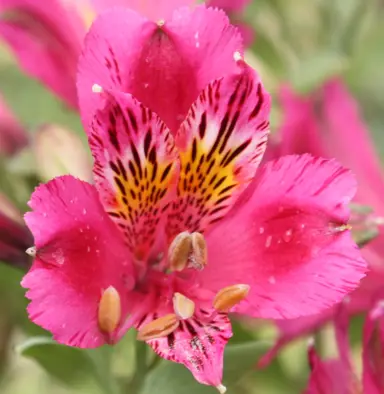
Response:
[233,51,242,62]
[333,224,352,233]
[189,232,207,270]
[216,384,227,394]
[173,292,195,320]
[213,284,250,312]
[168,232,192,271]
[137,314,179,341]
[92,84,103,93]
[98,286,121,334]
[157,19,165,27]
[26,246,36,257]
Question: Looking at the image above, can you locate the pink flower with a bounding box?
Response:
[22,7,366,390]
[0,93,28,155]
[0,0,87,108]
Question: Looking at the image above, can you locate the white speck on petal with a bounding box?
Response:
[92,84,103,93]
[233,51,242,62]
[283,229,293,242]
[265,235,272,248]
[268,276,276,284]
[83,208,87,215]
[259,227,265,234]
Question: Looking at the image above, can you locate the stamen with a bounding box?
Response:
[332,224,352,233]
[137,314,179,341]
[189,232,207,270]
[216,384,227,394]
[98,286,121,334]
[92,83,103,93]
[233,51,242,62]
[168,232,192,271]
[157,19,165,27]
[26,246,36,257]
[213,284,250,312]
[173,292,195,320]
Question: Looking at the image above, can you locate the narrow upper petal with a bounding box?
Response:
[90,90,179,261]
[22,176,134,348]
[0,0,85,108]
[168,60,270,237]
[200,154,366,319]
[91,0,194,21]
[77,5,243,134]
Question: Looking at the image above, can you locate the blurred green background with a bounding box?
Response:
[0,0,383,393]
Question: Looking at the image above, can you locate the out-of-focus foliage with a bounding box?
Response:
[0,0,383,393]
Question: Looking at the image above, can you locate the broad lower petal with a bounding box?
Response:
[90,90,179,260]
[22,176,133,348]
[0,0,85,108]
[168,61,270,237]
[140,310,232,388]
[200,154,366,319]
[78,5,242,134]
[91,0,194,21]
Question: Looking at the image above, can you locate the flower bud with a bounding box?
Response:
[33,124,92,182]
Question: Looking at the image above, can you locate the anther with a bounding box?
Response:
[233,51,242,62]
[168,232,192,271]
[333,224,352,233]
[98,286,121,334]
[173,292,195,320]
[189,232,207,270]
[213,284,250,312]
[157,19,165,27]
[137,314,179,341]
[216,384,227,394]
[92,84,103,93]
[26,246,36,257]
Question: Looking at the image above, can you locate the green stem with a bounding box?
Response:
[128,341,148,393]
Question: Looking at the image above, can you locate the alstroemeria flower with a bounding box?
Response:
[23,6,366,390]
[0,0,86,108]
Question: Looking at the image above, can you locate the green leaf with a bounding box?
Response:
[140,341,271,394]
[16,336,98,386]
[290,51,348,94]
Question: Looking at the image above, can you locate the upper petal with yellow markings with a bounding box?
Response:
[168,61,271,237]
[90,90,179,260]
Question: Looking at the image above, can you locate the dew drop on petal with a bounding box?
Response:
[43,212,47,217]
[283,229,293,243]
[259,227,265,234]
[83,208,87,215]
[268,276,276,284]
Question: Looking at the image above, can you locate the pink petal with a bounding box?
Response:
[78,5,243,134]
[90,90,179,260]
[91,0,194,21]
[22,176,134,348]
[200,154,366,319]
[363,301,384,393]
[206,0,251,14]
[304,343,356,394]
[140,311,232,387]
[168,61,270,236]
[0,0,86,108]
[0,93,28,155]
